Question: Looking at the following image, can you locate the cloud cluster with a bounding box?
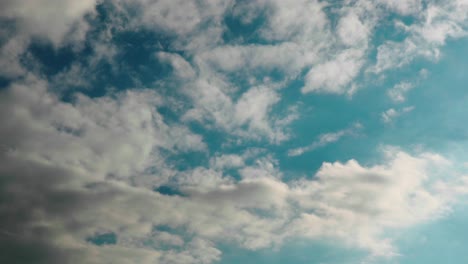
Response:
[1,79,465,262]
[2,0,468,263]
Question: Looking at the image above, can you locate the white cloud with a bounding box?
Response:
[210,154,245,170]
[288,123,363,157]
[372,1,468,73]
[377,0,422,15]
[113,0,231,52]
[234,86,280,134]
[156,52,196,80]
[0,0,97,46]
[287,148,457,256]
[411,5,466,45]
[387,81,415,103]
[175,167,233,193]
[0,35,29,78]
[337,12,369,46]
[182,80,292,143]
[196,42,316,78]
[372,38,438,74]
[381,106,415,123]
[259,0,329,42]
[0,76,205,182]
[302,48,365,94]
[0,80,466,262]
[4,1,468,263]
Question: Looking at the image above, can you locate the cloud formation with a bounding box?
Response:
[2,0,468,263]
[288,123,363,157]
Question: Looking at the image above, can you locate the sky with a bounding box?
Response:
[1,0,468,263]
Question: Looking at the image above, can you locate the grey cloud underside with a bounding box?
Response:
[2,0,468,263]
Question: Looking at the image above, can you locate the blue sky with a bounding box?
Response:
[1,0,468,263]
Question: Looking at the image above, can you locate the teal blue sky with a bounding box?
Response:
[1,1,468,264]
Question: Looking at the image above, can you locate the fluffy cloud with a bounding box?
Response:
[0,0,97,46]
[337,12,369,46]
[259,0,329,42]
[0,76,206,183]
[0,78,466,262]
[3,0,468,263]
[182,79,294,143]
[288,148,460,256]
[1,91,465,262]
[372,0,468,73]
[0,108,465,263]
[303,48,365,94]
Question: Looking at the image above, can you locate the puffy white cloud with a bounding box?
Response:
[0,79,466,262]
[337,12,369,46]
[303,48,365,94]
[287,148,457,256]
[234,86,279,133]
[3,1,468,263]
[407,2,468,46]
[372,0,468,73]
[259,0,329,42]
[0,0,98,46]
[0,75,205,182]
[113,0,232,52]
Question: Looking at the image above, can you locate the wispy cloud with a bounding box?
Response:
[288,122,363,157]
[381,106,415,123]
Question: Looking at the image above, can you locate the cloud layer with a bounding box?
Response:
[2,0,468,263]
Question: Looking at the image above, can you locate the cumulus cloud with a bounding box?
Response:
[0,75,206,183]
[287,148,459,256]
[0,77,466,263]
[337,12,369,46]
[303,48,365,94]
[1,93,465,263]
[3,0,468,263]
[0,0,97,46]
[259,0,329,42]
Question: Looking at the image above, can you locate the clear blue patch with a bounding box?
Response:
[154,185,185,197]
[392,203,468,264]
[28,42,78,76]
[86,232,117,246]
[0,76,11,89]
